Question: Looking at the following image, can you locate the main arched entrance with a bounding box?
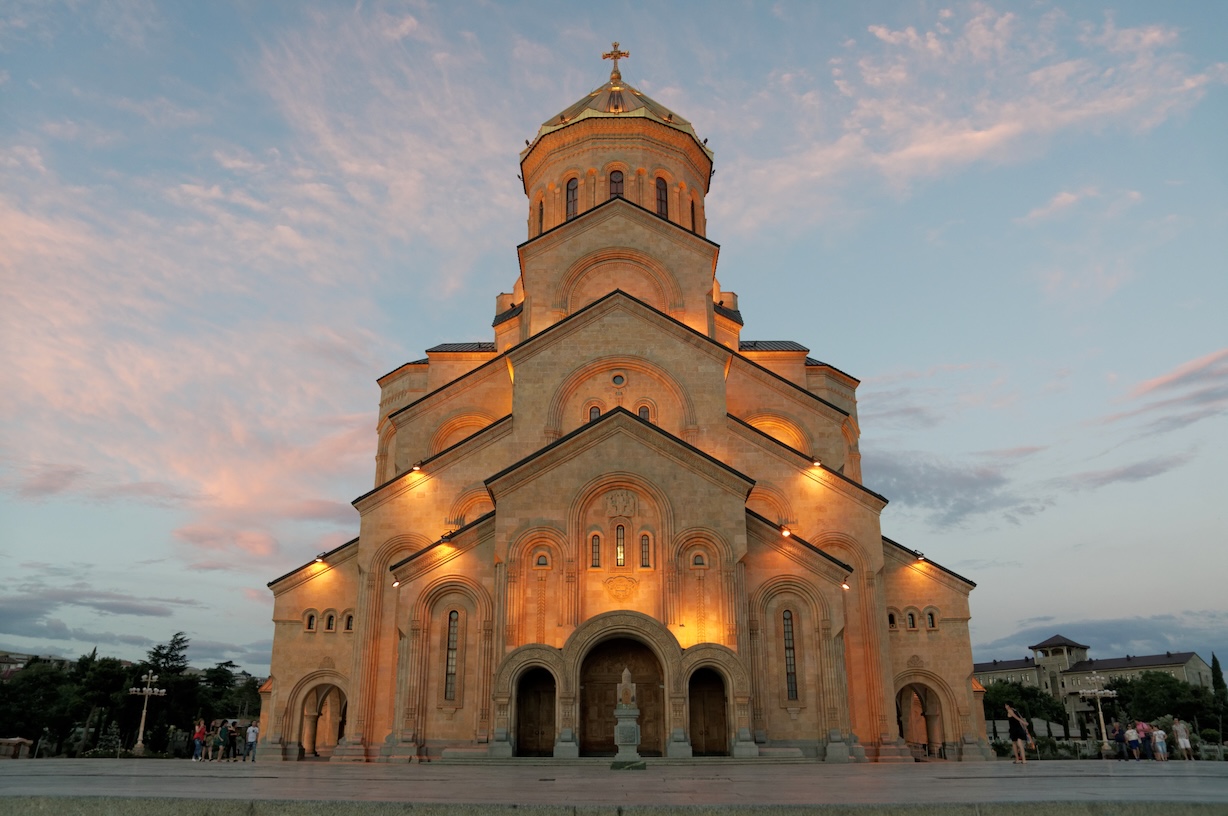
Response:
[579,637,664,756]
[896,683,943,760]
[299,683,347,759]
[515,667,556,757]
[688,668,728,756]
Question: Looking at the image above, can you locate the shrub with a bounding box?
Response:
[1200,729,1221,744]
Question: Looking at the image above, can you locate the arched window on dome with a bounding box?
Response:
[637,405,650,422]
[609,170,623,199]
[690,199,696,232]
[566,178,578,220]
[655,177,668,218]
[589,406,600,423]
[537,200,544,235]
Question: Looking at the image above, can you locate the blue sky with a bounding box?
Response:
[1,1,1225,677]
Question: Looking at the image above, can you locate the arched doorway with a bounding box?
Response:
[688,668,728,756]
[896,683,943,760]
[579,637,664,756]
[300,684,347,760]
[515,667,556,757]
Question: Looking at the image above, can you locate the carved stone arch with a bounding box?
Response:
[371,533,432,577]
[807,531,869,576]
[508,525,569,566]
[281,669,349,744]
[545,355,697,439]
[446,486,495,528]
[841,416,860,451]
[430,411,498,456]
[649,165,677,185]
[555,247,684,314]
[744,412,811,453]
[672,526,734,569]
[746,484,795,527]
[411,574,494,624]
[750,575,831,626]
[568,471,676,544]
[376,419,397,481]
[561,610,683,693]
[678,643,751,698]
[894,668,960,742]
[492,644,569,699]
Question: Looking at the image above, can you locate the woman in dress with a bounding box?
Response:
[1005,703,1032,764]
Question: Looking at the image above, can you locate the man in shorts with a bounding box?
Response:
[244,721,259,762]
[1172,717,1193,760]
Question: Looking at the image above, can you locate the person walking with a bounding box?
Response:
[1172,718,1194,760]
[1005,703,1033,764]
[244,721,259,762]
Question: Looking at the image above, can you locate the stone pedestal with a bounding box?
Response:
[614,706,641,761]
[823,729,851,763]
[731,726,759,758]
[553,727,579,759]
[666,727,693,758]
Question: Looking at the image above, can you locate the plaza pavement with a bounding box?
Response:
[1,757,1227,815]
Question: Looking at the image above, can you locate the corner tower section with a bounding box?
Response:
[496,47,740,350]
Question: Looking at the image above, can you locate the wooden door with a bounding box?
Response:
[688,668,728,756]
[515,668,556,757]
[579,638,663,756]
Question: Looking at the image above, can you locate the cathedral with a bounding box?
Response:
[260,46,992,763]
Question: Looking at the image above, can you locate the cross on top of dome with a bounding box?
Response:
[602,41,629,82]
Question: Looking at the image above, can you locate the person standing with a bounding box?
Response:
[1172,718,1194,760]
[1153,725,1168,761]
[1125,723,1140,760]
[1005,703,1033,764]
[192,719,206,762]
[1111,721,1127,760]
[244,721,259,762]
[1137,720,1154,760]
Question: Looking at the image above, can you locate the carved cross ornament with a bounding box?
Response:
[606,489,636,518]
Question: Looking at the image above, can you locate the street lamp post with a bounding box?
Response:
[129,672,167,756]
[1079,673,1117,756]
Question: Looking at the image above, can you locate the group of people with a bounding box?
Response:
[1112,717,1194,761]
[191,718,259,762]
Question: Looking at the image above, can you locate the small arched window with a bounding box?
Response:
[690,199,696,232]
[306,614,316,631]
[656,177,668,218]
[615,525,626,567]
[637,406,650,421]
[591,534,601,568]
[326,614,335,632]
[783,609,798,701]
[345,615,354,631]
[927,612,936,629]
[640,534,650,567]
[589,406,600,422]
[537,199,544,234]
[888,613,897,629]
[566,178,578,220]
[536,554,548,567]
[693,553,705,567]
[609,170,623,198]
[907,613,917,629]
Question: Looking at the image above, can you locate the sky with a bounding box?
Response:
[1,1,1225,678]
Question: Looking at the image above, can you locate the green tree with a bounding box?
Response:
[1211,654,1226,706]
[146,632,190,675]
[0,658,76,750]
[981,681,1067,737]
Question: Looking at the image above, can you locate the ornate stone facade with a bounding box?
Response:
[260,51,992,763]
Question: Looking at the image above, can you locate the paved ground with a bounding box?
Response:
[1,757,1226,814]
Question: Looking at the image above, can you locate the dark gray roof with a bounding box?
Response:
[1029,634,1090,650]
[492,302,523,327]
[714,302,743,325]
[1067,653,1199,673]
[973,657,1036,672]
[739,340,809,352]
[426,342,497,354]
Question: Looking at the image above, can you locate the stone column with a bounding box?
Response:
[303,713,320,757]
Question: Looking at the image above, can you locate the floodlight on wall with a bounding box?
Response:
[411,462,422,472]
[392,580,400,588]
[841,578,851,590]
[916,552,926,561]
[811,457,822,467]
[314,553,325,563]
[780,526,791,538]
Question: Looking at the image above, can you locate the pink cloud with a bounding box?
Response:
[1129,348,1228,399]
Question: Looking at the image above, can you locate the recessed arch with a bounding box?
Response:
[446,486,495,528]
[744,412,811,453]
[431,411,498,455]
[545,355,697,439]
[746,484,795,528]
[555,247,683,315]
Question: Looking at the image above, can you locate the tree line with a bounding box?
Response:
[982,654,1227,744]
[0,633,261,756]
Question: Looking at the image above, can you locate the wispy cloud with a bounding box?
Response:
[1094,349,1228,437]
[1056,451,1195,491]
